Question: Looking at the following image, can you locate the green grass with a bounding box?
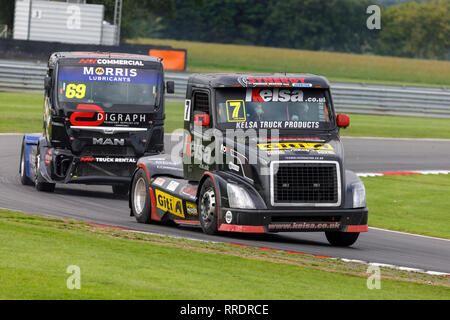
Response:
[2,92,449,139]
[130,38,450,87]
[0,92,44,133]
[342,114,450,139]
[0,210,448,300]
[363,175,450,239]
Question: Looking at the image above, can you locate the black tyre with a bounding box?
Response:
[325,231,360,247]
[19,139,33,186]
[34,146,55,193]
[112,184,129,196]
[130,169,152,224]
[198,178,218,235]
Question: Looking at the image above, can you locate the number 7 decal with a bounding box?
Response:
[226,100,246,122]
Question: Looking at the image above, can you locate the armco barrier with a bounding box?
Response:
[1,59,449,118]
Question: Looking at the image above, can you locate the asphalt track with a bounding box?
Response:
[1,134,449,273]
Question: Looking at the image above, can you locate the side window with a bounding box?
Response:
[192,91,210,117]
[192,91,211,131]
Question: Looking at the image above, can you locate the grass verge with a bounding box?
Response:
[0,210,448,300]
[1,92,450,139]
[362,174,450,239]
[129,38,450,87]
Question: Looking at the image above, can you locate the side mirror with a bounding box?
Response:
[166,81,175,94]
[44,76,52,91]
[194,114,210,127]
[337,114,350,128]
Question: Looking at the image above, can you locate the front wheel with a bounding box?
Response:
[130,169,151,224]
[19,139,33,186]
[34,146,55,193]
[198,178,218,235]
[325,232,360,247]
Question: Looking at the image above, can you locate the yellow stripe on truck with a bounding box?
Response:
[257,143,334,151]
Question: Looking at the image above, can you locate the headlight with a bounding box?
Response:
[227,183,256,209]
[352,182,366,208]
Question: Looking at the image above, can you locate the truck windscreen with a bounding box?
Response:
[216,88,334,130]
[57,66,162,108]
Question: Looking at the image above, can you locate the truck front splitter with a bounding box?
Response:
[218,207,368,234]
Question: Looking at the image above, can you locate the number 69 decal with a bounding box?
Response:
[226,100,246,122]
[65,84,86,99]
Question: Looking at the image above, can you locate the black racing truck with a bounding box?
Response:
[20,52,174,195]
[129,73,368,246]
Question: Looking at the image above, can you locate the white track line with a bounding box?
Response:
[342,136,450,142]
[368,227,450,242]
[358,171,450,177]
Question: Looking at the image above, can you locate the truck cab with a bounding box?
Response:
[130,73,368,247]
[19,52,174,194]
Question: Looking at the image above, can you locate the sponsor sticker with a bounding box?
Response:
[59,66,159,84]
[236,121,320,130]
[181,186,197,199]
[292,83,313,88]
[268,222,341,231]
[153,177,166,187]
[238,76,311,87]
[167,181,180,192]
[92,157,137,163]
[70,104,105,127]
[257,142,334,151]
[155,189,185,218]
[246,88,304,103]
[69,104,147,127]
[79,58,144,66]
[186,202,198,215]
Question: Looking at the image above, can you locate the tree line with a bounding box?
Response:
[0,0,448,60]
[146,0,449,60]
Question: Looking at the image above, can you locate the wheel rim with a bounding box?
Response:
[133,177,147,215]
[200,188,216,226]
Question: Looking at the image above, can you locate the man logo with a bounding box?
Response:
[93,138,125,146]
[95,67,105,76]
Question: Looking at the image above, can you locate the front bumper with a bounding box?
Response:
[218,207,368,233]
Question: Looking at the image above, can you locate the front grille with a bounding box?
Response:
[81,146,136,157]
[271,162,340,206]
[75,162,135,177]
